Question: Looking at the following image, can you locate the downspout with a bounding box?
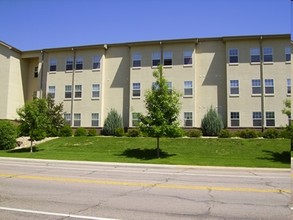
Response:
[40,50,45,97]
[70,48,76,127]
[259,36,265,132]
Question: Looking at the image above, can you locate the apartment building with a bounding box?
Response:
[0,34,291,130]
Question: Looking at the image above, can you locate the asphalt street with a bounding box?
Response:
[0,157,291,220]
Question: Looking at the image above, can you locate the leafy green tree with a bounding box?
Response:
[0,120,17,150]
[17,98,49,152]
[282,99,291,125]
[46,95,65,136]
[139,65,181,158]
[102,109,123,136]
[201,106,223,136]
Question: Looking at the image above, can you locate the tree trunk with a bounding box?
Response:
[30,139,33,153]
[156,137,160,158]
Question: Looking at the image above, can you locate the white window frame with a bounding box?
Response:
[74,113,81,127]
[92,55,101,70]
[252,79,261,95]
[75,57,83,71]
[132,112,141,127]
[49,58,57,72]
[48,86,56,99]
[229,48,238,64]
[92,84,100,98]
[184,112,193,127]
[167,81,172,93]
[250,48,260,63]
[132,53,142,68]
[230,80,239,95]
[266,112,275,127]
[91,113,99,127]
[152,52,161,67]
[65,85,72,99]
[252,112,262,127]
[184,81,193,96]
[66,57,73,71]
[75,85,82,99]
[163,51,172,66]
[230,112,240,127]
[263,47,273,63]
[265,79,274,95]
[287,79,291,95]
[285,47,291,63]
[64,113,71,126]
[183,51,192,66]
[132,83,141,97]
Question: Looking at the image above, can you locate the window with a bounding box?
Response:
[34,66,38,78]
[184,81,193,96]
[230,80,239,95]
[49,58,57,71]
[66,57,73,71]
[48,86,56,99]
[263,47,273,62]
[287,79,291,95]
[266,112,275,127]
[167,81,172,93]
[74,113,81,127]
[183,51,192,65]
[75,85,82,98]
[253,112,262,127]
[265,79,274,94]
[229,48,238,63]
[285,47,291,62]
[92,84,100,98]
[250,48,260,63]
[91,113,99,127]
[132,112,141,127]
[152,52,161,67]
[93,55,101,69]
[65,85,72,99]
[64,113,71,126]
[75,57,83,70]
[132,83,141,97]
[252,79,261,95]
[231,112,239,127]
[163,51,172,66]
[184,112,193,127]
[132,53,141,67]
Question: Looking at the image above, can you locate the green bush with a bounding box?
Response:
[88,129,97,136]
[239,129,258,139]
[218,129,231,138]
[102,109,123,136]
[263,129,279,139]
[115,128,125,137]
[186,129,202,138]
[128,129,141,137]
[201,106,223,136]
[75,127,87,136]
[59,125,73,137]
[166,126,184,138]
[0,120,17,150]
[31,129,47,141]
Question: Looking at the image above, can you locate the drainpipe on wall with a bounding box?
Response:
[40,50,45,97]
[259,36,265,132]
[70,48,76,127]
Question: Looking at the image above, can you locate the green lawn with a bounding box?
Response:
[0,137,290,168]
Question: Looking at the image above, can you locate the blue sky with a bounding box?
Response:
[0,0,291,51]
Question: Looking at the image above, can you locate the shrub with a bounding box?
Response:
[218,129,231,138]
[31,129,47,141]
[166,126,184,138]
[75,127,87,136]
[239,129,257,139]
[263,129,279,139]
[59,125,73,137]
[186,129,202,138]
[128,129,141,137]
[102,109,123,136]
[115,128,125,137]
[88,128,97,136]
[201,106,223,136]
[0,120,17,150]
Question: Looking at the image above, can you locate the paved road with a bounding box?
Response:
[0,157,291,220]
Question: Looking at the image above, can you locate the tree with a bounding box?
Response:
[46,95,65,136]
[0,120,17,150]
[102,109,123,136]
[17,98,49,152]
[139,65,181,158]
[282,99,291,125]
[201,106,223,136]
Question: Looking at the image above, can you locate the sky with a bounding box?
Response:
[0,0,292,51]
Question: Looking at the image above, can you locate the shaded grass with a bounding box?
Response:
[0,137,290,168]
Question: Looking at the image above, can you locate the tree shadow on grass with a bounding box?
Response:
[7,146,42,153]
[258,150,290,164]
[119,148,176,160]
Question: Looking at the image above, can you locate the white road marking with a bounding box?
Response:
[0,206,120,220]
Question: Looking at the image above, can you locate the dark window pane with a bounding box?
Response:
[229,56,238,63]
